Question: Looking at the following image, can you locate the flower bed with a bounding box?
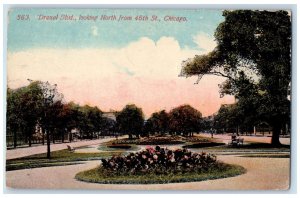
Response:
[76,146,246,184]
[182,136,211,143]
[101,146,217,174]
[139,137,184,145]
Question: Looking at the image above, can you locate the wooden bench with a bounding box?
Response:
[67,145,75,152]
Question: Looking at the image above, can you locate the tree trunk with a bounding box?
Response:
[46,129,51,159]
[52,131,55,144]
[13,127,17,148]
[28,132,32,147]
[42,128,45,145]
[271,122,281,146]
[61,129,65,143]
[69,132,72,142]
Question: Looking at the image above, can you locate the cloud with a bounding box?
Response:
[193,32,217,53]
[7,36,233,117]
[91,26,98,36]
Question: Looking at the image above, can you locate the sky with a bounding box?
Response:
[7,8,234,117]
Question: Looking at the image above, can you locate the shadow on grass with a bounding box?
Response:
[238,154,290,158]
[231,143,290,149]
[6,149,124,171]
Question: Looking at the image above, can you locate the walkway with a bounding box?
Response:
[6,137,119,160]
[6,155,290,190]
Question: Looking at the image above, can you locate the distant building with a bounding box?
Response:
[102,111,117,121]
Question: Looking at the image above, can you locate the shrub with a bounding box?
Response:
[100,146,218,176]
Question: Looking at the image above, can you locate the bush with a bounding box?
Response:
[100,146,218,176]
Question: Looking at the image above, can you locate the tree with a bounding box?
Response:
[214,104,242,134]
[77,105,103,139]
[169,105,202,136]
[7,88,24,148]
[116,104,144,139]
[181,10,291,146]
[38,81,64,158]
[100,117,117,136]
[15,82,44,147]
[146,110,170,136]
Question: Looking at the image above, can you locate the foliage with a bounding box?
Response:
[144,110,170,136]
[116,104,145,139]
[7,82,47,147]
[181,10,291,145]
[77,105,103,139]
[100,146,217,175]
[169,105,203,136]
[76,147,246,184]
[7,81,117,148]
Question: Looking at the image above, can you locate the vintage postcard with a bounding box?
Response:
[6,8,291,190]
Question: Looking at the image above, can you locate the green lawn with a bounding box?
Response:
[75,163,246,184]
[6,149,123,171]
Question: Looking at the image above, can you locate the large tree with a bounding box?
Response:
[146,110,170,136]
[181,10,291,146]
[116,104,144,139]
[7,82,45,147]
[169,105,202,136]
[77,105,103,139]
[38,81,64,158]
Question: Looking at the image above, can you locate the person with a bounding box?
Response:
[231,133,237,141]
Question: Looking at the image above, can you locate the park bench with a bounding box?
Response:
[67,145,75,152]
[229,136,244,147]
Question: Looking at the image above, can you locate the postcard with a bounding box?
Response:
[6,8,291,190]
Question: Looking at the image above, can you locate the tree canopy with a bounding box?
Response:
[169,104,202,136]
[181,10,291,145]
[116,104,145,139]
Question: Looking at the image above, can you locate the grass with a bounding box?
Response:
[202,142,290,151]
[75,163,246,184]
[6,149,124,171]
[7,161,85,171]
[183,142,226,148]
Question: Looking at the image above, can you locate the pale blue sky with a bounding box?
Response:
[8,8,235,117]
[8,8,224,51]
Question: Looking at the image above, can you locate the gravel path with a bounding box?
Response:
[6,155,290,190]
[6,137,119,160]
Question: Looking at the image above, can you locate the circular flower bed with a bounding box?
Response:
[76,146,246,184]
[101,146,218,174]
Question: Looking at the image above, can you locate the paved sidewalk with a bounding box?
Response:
[6,137,119,160]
